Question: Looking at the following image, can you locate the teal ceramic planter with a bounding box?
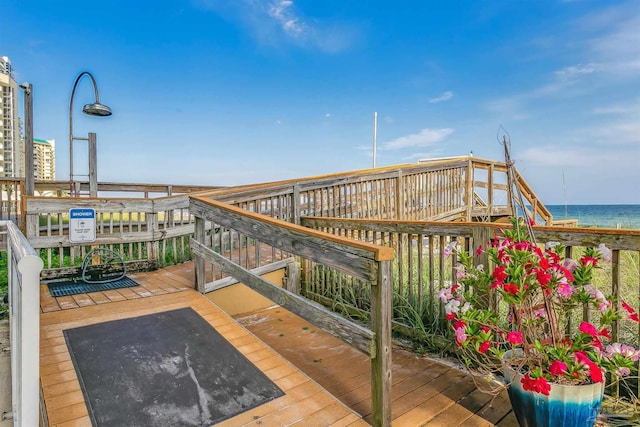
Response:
[503,366,605,427]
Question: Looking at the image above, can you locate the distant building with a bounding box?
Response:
[33,138,56,181]
[0,56,23,177]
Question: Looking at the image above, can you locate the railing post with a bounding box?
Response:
[146,207,159,266]
[194,216,206,293]
[371,259,392,427]
[395,170,404,221]
[465,159,473,221]
[292,184,300,225]
[473,225,492,309]
[611,249,620,342]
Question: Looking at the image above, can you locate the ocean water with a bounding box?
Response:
[545,205,640,229]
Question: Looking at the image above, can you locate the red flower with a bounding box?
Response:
[622,301,640,322]
[555,266,574,282]
[453,320,466,330]
[446,312,455,320]
[580,255,598,267]
[475,245,483,256]
[478,341,491,354]
[539,257,550,270]
[536,269,552,286]
[579,321,598,337]
[493,266,508,282]
[574,351,604,383]
[507,331,523,345]
[503,283,519,296]
[549,360,567,376]
[521,373,550,395]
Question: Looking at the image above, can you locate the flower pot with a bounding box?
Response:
[502,360,605,427]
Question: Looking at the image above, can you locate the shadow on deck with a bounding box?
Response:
[39,263,518,426]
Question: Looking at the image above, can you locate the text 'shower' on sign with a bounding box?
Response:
[69,208,96,243]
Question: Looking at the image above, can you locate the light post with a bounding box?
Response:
[20,82,34,196]
[69,71,112,197]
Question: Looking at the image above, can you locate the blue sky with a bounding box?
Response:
[2,0,639,204]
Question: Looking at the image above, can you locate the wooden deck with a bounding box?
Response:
[39,263,518,426]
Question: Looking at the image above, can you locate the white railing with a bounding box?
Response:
[2,221,43,426]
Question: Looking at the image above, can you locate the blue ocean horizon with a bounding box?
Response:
[544,204,640,229]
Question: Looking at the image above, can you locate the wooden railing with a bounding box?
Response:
[189,196,394,426]
[301,217,640,352]
[0,178,24,228]
[21,158,561,279]
[24,195,196,278]
[0,178,220,229]
[202,156,554,224]
[1,221,43,426]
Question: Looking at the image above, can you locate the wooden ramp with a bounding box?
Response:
[39,264,518,426]
[236,306,518,427]
[40,288,366,426]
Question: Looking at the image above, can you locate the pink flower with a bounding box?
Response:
[454,264,467,279]
[557,281,575,299]
[616,367,631,376]
[606,343,640,362]
[549,360,567,376]
[597,243,612,262]
[437,287,452,302]
[533,308,547,318]
[562,258,579,273]
[444,241,458,258]
[455,327,467,346]
[507,331,523,345]
[475,245,483,256]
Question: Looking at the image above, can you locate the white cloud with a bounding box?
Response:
[429,91,454,103]
[553,64,598,80]
[579,5,640,75]
[193,0,359,52]
[268,0,304,37]
[383,128,453,150]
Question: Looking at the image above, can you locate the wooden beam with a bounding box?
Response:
[191,239,375,356]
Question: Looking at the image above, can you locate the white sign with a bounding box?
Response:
[69,208,96,243]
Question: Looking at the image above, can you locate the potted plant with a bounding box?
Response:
[438,217,640,427]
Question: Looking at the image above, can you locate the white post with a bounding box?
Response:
[372,112,378,168]
[6,221,43,426]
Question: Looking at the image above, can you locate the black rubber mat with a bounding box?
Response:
[47,277,138,297]
[63,307,284,426]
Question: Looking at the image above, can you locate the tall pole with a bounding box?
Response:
[372,111,378,168]
[88,132,97,197]
[68,71,111,197]
[21,83,34,196]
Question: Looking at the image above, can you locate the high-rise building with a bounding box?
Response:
[33,138,56,181]
[0,56,23,177]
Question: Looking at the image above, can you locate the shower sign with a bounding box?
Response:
[69,208,96,243]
